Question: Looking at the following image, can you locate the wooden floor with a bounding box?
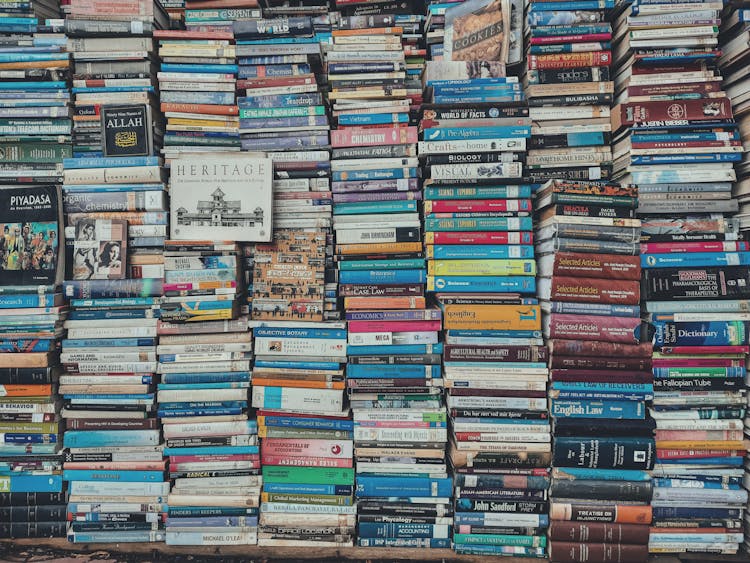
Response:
[0,538,693,562]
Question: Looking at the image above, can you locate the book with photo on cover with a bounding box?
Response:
[169,155,273,242]
[72,218,127,280]
[443,0,510,63]
[0,184,64,286]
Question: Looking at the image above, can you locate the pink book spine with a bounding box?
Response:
[641,241,749,254]
[347,320,441,333]
[261,455,353,468]
[168,454,259,463]
[652,358,741,368]
[331,126,418,148]
[354,421,440,428]
[261,438,353,458]
[548,314,642,344]
[169,459,260,473]
[656,448,743,459]
[63,461,166,470]
[659,345,750,355]
[72,1,153,16]
[655,430,744,441]
[162,281,237,291]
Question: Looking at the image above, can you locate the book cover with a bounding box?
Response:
[71,219,126,280]
[0,185,63,286]
[443,0,510,63]
[101,104,153,157]
[170,155,273,242]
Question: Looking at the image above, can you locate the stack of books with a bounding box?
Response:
[611,0,738,212]
[64,0,166,159]
[421,2,548,555]
[235,14,327,154]
[60,276,166,545]
[157,247,256,546]
[0,183,66,540]
[536,179,654,563]
[641,223,749,556]
[232,9,336,317]
[0,1,70,185]
[251,320,353,547]
[722,3,750,233]
[249,192,348,547]
[610,1,748,555]
[524,0,614,184]
[155,29,240,161]
[0,3,69,533]
[62,0,169,37]
[348,301,448,552]
[60,151,166,544]
[325,18,448,550]
[401,15,427,120]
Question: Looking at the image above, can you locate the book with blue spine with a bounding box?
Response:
[550,400,647,419]
[355,476,453,498]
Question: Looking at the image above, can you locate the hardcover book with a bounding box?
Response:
[169,155,273,242]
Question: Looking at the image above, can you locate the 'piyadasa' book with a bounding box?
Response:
[0,185,64,286]
[169,155,273,242]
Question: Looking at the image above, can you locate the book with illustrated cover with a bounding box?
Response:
[0,185,64,287]
[71,218,127,280]
[170,155,273,242]
[443,0,510,63]
[252,230,327,322]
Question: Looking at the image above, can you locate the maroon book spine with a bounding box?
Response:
[550,369,652,384]
[546,314,643,343]
[549,277,640,304]
[549,542,649,563]
[548,522,650,544]
[549,339,652,358]
[548,252,641,281]
[620,98,732,125]
[237,75,316,89]
[66,418,159,430]
[549,355,652,371]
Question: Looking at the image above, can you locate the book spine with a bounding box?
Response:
[547,253,641,280]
